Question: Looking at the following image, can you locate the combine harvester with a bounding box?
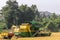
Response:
[0,20,52,40]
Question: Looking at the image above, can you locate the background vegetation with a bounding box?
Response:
[0,0,60,32]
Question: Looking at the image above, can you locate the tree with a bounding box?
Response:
[19,4,35,23]
[31,5,40,21]
[2,0,36,29]
[2,0,22,29]
[50,13,57,20]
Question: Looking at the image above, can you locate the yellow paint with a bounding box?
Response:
[1,32,8,36]
[14,28,20,32]
[19,23,31,32]
[0,34,3,39]
[12,25,17,28]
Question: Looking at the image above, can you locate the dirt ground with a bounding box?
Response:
[1,32,60,40]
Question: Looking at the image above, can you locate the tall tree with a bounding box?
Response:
[19,4,35,23]
[2,0,36,28]
[31,5,40,21]
[2,0,22,28]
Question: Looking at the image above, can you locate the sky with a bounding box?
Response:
[0,0,60,14]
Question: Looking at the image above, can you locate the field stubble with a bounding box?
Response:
[0,32,60,40]
[11,32,60,40]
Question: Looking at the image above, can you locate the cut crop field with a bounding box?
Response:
[11,32,60,40]
[0,32,60,40]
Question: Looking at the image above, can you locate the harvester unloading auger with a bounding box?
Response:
[30,20,52,37]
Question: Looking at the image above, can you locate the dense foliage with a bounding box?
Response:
[0,0,60,32]
[2,0,38,28]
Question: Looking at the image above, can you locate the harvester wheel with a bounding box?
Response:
[8,36,12,39]
[4,36,8,39]
[48,33,51,36]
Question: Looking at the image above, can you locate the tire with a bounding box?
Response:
[48,33,51,36]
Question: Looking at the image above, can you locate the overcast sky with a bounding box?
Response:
[0,0,60,14]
